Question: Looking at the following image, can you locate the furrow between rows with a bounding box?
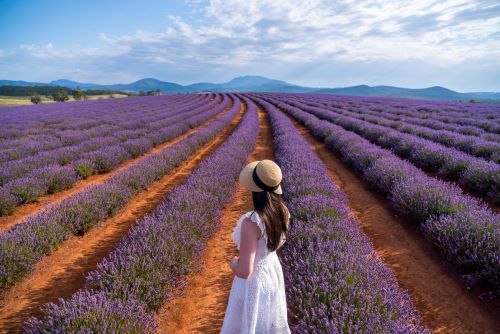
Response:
[276,102,500,333]
[155,98,275,333]
[0,94,241,291]
[22,95,259,333]
[0,94,229,227]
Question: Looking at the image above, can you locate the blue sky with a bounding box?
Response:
[1,0,499,91]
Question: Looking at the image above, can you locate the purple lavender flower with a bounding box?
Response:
[255,95,429,333]
[256,93,499,288]
[25,95,259,330]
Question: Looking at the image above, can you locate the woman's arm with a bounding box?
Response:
[230,217,260,279]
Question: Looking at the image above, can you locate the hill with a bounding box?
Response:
[1,76,499,101]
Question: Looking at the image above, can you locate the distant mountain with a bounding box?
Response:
[183,75,312,93]
[225,75,290,88]
[314,85,482,100]
[49,79,97,89]
[0,79,48,87]
[1,75,499,101]
[91,78,190,93]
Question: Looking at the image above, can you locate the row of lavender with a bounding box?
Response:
[327,98,500,141]
[254,96,428,333]
[0,94,223,215]
[298,96,500,161]
[0,94,241,289]
[0,94,228,215]
[0,94,206,159]
[313,95,500,138]
[272,95,500,205]
[24,96,259,333]
[257,94,500,288]
[0,94,217,182]
[302,94,500,134]
[0,93,203,144]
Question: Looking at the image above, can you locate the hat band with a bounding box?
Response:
[252,167,279,192]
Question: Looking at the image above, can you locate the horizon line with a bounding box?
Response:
[1,76,499,94]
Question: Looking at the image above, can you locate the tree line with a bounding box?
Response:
[0,85,165,104]
[138,89,161,96]
[0,85,131,97]
[0,85,134,104]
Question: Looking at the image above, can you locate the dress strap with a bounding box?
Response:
[249,210,265,239]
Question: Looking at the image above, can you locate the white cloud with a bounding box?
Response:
[2,0,499,90]
[167,0,500,65]
[12,0,500,65]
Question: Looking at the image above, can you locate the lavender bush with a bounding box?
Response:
[0,94,231,215]
[25,95,259,332]
[297,95,500,159]
[0,93,214,176]
[254,96,428,333]
[270,96,500,204]
[0,94,241,289]
[297,93,500,134]
[256,94,500,288]
[24,290,158,334]
[0,93,207,154]
[0,187,18,215]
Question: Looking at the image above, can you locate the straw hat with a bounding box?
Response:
[239,159,283,194]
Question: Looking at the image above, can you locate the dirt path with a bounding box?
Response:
[155,103,275,333]
[0,100,231,233]
[0,99,245,334]
[283,112,500,334]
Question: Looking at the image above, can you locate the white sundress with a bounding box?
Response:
[220,210,291,334]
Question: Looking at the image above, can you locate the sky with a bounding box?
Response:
[0,0,499,92]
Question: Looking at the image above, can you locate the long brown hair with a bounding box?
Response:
[251,191,290,252]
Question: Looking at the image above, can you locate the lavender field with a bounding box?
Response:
[0,93,499,333]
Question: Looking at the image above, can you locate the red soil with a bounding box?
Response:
[285,113,500,334]
[0,101,245,333]
[155,105,275,333]
[0,102,232,233]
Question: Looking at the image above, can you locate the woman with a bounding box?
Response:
[220,159,291,334]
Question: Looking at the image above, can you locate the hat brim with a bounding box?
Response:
[239,161,283,195]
